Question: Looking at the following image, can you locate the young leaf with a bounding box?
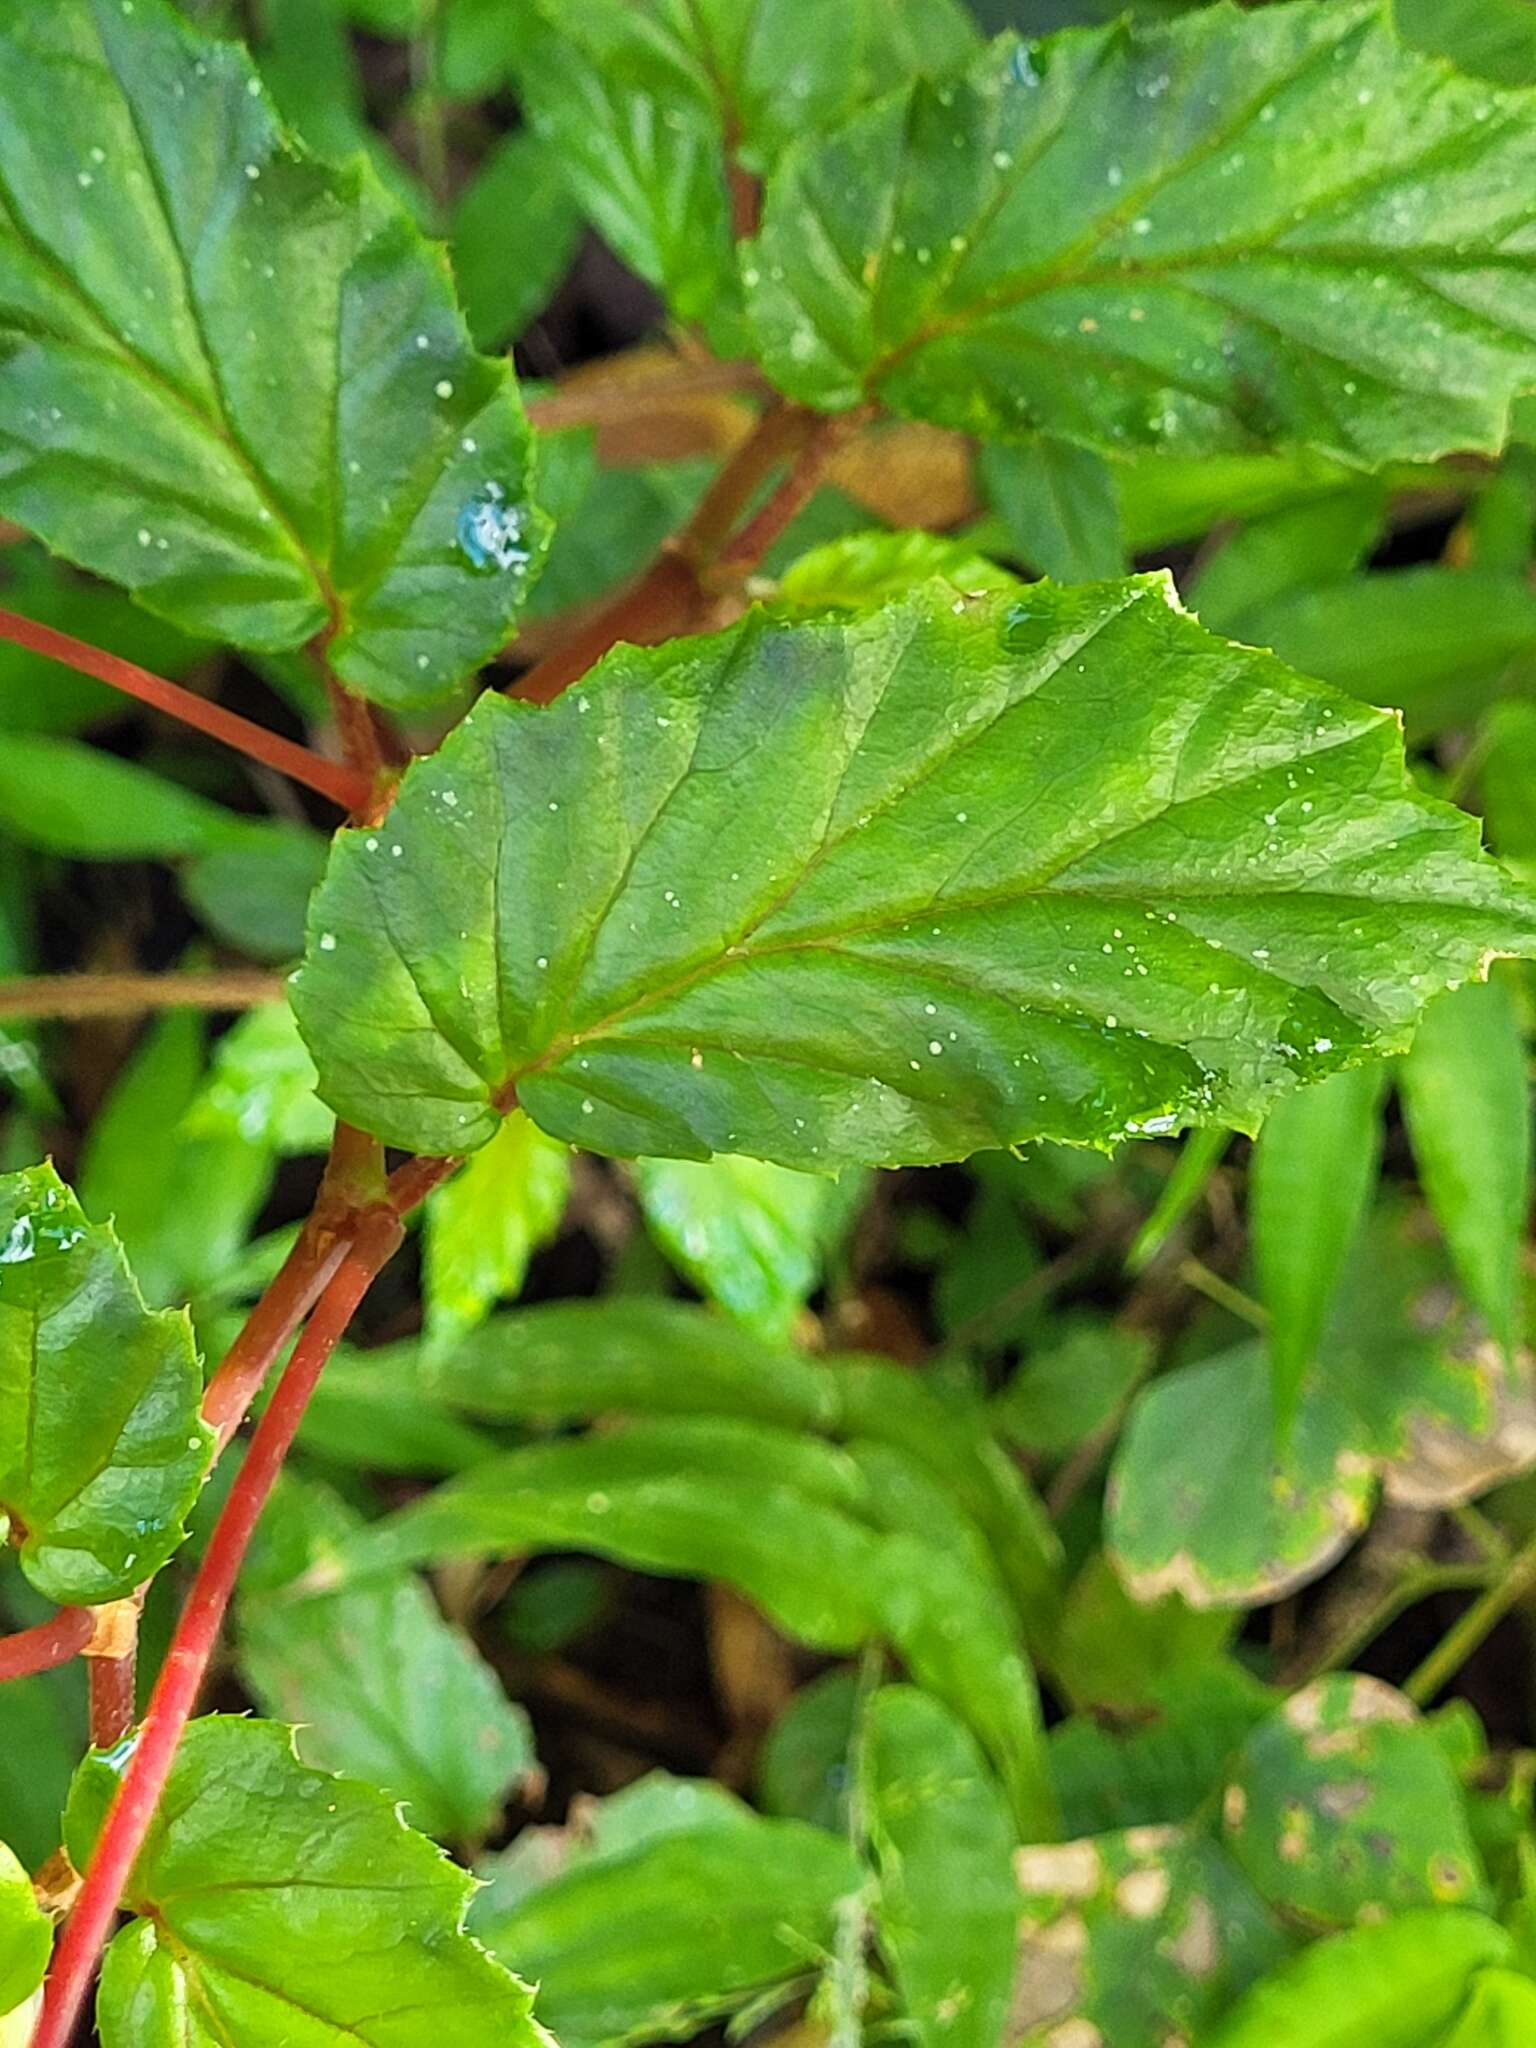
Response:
[1400,977,1531,1356]
[291,579,1536,1165]
[1220,1674,1489,1930]
[0,0,546,710]
[994,1320,1151,1455]
[0,1840,50,2021]
[1251,1062,1389,1429]
[775,529,1014,612]
[424,1111,571,1357]
[93,1717,542,2048]
[1437,1969,1536,2046]
[475,1790,863,2048]
[758,1669,862,1833]
[0,1162,211,1603]
[861,1687,1018,2048]
[634,1153,859,1343]
[1203,1909,1511,2048]
[747,3,1536,464]
[181,1003,333,1159]
[237,1478,537,1843]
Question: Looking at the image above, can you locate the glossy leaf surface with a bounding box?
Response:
[0,1162,210,1602]
[95,1717,542,2048]
[0,0,545,710]
[749,3,1536,464]
[0,1841,48,2020]
[292,579,1536,1164]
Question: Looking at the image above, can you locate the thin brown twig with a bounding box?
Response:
[525,358,771,434]
[0,971,283,1021]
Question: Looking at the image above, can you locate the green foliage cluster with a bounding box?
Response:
[1,2,1535,2046]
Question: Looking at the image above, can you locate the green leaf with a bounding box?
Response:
[747,3,1536,464]
[183,1002,332,1157]
[994,1319,1150,1455]
[1436,1969,1536,2046]
[1047,1662,1275,1839]
[1483,699,1536,876]
[296,1339,503,1475]
[94,1717,542,2048]
[475,1787,863,2048]
[1252,1063,1389,1429]
[1051,1549,1237,1711]
[1401,977,1531,1355]
[757,1669,861,1833]
[1220,1674,1489,1930]
[0,1655,85,1869]
[79,1009,271,1305]
[321,1417,1055,1834]
[291,578,1536,1164]
[0,735,244,859]
[0,1839,49,2019]
[511,0,976,349]
[424,1111,570,1357]
[451,132,584,352]
[776,529,1015,611]
[634,1154,859,1343]
[861,1687,1018,2048]
[1189,486,1388,638]
[1204,1909,1512,2048]
[180,822,329,963]
[0,0,546,711]
[525,436,715,624]
[1229,570,1536,739]
[978,437,1124,580]
[1396,0,1536,86]
[1013,1826,1287,2047]
[0,1162,211,1603]
[1108,1207,1533,1606]
[236,1479,537,1842]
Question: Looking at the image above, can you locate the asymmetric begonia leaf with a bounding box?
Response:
[747,2,1536,464]
[291,578,1536,1165]
[94,1717,543,2048]
[0,0,546,711]
[510,0,976,350]
[0,1162,210,1603]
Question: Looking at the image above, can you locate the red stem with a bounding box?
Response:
[0,608,369,814]
[33,1209,404,2048]
[87,1649,137,1751]
[201,1221,349,1453]
[0,1609,94,1683]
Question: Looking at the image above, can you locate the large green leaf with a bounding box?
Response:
[861,1687,1018,2048]
[747,3,1536,463]
[475,1782,863,2048]
[93,1717,543,2048]
[236,1479,537,1843]
[0,1162,211,1603]
[510,0,976,349]
[0,0,545,711]
[1396,0,1536,86]
[291,578,1536,1164]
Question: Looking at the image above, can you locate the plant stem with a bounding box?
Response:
[200,1218,349,1453]
[0,971,283,1022]
[0,1608,94,1683]
[32,1207,405,2048]
[86,1643,138,1751]
[710,408,872,577]
[511,401,832,705]
[1404,1527,1536,1706]
[0,608,369,813]
[525,358,770,435]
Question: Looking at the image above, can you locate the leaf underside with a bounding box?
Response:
[291,577,1536,1167]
